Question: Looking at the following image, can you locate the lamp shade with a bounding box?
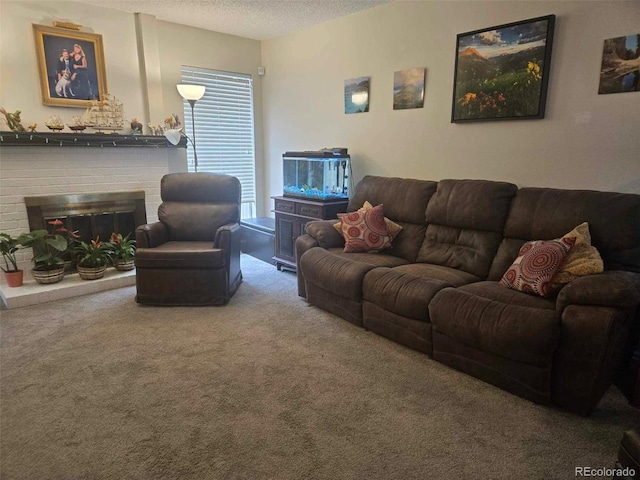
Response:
[177,84,205,101]
[164,129,182,146]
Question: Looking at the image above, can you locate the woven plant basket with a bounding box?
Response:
[77,265,107,280]
[32,267,65,285]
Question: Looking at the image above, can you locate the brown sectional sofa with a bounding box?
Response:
[296,176,640,415]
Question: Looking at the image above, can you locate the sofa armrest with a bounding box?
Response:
[136,222,169,248]
[295,234,321,298]
[305,220,345,249]
[215,223,241,289]
[214,223,241,251]
[556,271,640,312]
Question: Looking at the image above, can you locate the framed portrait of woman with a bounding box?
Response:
[33,24,108,108]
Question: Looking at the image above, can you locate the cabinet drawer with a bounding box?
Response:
[274,199,295,214]
[297,203,322,218]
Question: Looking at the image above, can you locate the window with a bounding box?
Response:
[181,66,256,219]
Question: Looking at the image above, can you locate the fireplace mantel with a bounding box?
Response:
[0,131,187,148]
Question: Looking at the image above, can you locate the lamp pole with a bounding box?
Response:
[188,99,198,172]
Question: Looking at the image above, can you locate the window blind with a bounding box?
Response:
[181,66,256,217]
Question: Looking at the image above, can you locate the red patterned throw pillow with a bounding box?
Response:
[500,236,576,297]
[337,204,392,253]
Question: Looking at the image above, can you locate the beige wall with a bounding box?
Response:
[3,1,638,221]
[0,0,144,129]
[0,1,265,213]
[261,0,640,214]
[155,20,265,213]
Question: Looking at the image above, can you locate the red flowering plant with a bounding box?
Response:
[109,233,136,263]
[74,236,114,268]
[20,219,80,271]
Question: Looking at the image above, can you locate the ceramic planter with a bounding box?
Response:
[4,270,24,287]
[32,267,65,285]
[77,265,107,280]
[114,259,135,271]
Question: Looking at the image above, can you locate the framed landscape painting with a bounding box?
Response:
[33,24,107,108]
[344,76,370,114]
[393,68,426,110]
[598,34,640,94]
[451,15,555,123]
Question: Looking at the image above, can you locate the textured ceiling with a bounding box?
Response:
[73,0,392,40]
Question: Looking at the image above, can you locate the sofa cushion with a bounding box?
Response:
[135,242,225,269]
[338,205,393,253]
[363,268,452,321]
[500,236,576,297]
[392,263,481,287]
[347,176,438,262]
[488,187,640,280]
[417,179,517,278]
[326,248,410,268]
[300,248,378,300]
[430,282,559,367]
[301,247,400,327]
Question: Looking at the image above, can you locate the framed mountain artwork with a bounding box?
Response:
[451,15,555,123]
[393,68,426,110]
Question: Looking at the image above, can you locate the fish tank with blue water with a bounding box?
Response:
[283,149,351,201]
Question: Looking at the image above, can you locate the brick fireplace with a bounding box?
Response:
[0,135,186,307]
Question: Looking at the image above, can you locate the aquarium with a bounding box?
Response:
[283,150,350,201]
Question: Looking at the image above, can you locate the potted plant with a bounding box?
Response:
[0,233,29,287]
[21,230,69,285]
[74,237,114,280]
[109,233,136,271]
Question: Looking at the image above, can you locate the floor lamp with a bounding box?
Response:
[176,84,205,172]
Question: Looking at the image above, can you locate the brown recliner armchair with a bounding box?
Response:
[134,172,242,305]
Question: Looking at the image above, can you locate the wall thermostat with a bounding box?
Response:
[258,66,265,76]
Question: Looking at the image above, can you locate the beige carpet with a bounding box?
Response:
[1,255,638,479]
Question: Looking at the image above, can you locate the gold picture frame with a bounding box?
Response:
[33,24,108,108]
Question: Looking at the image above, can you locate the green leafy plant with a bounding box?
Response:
[20,219,80,271]
[21,229,69,271]
[109,233,136,262]
[0,233,29,273]
[74,237,114,268]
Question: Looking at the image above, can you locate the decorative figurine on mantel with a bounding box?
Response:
[68,115,87,132]
[0,108,26,132]
[83,94,124,133]
[130,118,143,135]
[28,123,37,132]
[164,114,181,130]
[147,123,164,136]
[45,115,65,132]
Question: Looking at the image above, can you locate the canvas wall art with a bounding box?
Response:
[393,68,426,110]
[344,76,370,114]
[598,34,640,94]
[33,24,107,108]
[451,15,555,122]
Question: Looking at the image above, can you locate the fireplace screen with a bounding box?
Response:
[24,191,146,243]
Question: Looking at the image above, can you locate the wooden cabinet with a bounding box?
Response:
[272,196,348,271]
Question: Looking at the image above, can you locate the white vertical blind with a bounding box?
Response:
[181,66,256,218]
